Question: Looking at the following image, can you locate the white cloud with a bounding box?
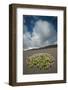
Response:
[23,20,57,50]
[23,25,32,49]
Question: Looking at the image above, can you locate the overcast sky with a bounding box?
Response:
[23,15,57,50]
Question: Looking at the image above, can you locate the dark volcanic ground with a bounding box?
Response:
[23,45,57,75]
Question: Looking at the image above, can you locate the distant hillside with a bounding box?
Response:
[24,44,57,51]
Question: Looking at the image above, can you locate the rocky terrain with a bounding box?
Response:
[23,44,57,75]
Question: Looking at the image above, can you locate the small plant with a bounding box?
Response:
[26,53,55,71]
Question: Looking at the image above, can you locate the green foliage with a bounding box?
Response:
[26,53,55,71]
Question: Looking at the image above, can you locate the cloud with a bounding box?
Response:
[23,25,28,34]
[23,26,32,49]
[23,20,57,50]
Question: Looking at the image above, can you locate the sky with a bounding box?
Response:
[23,15,57,50]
